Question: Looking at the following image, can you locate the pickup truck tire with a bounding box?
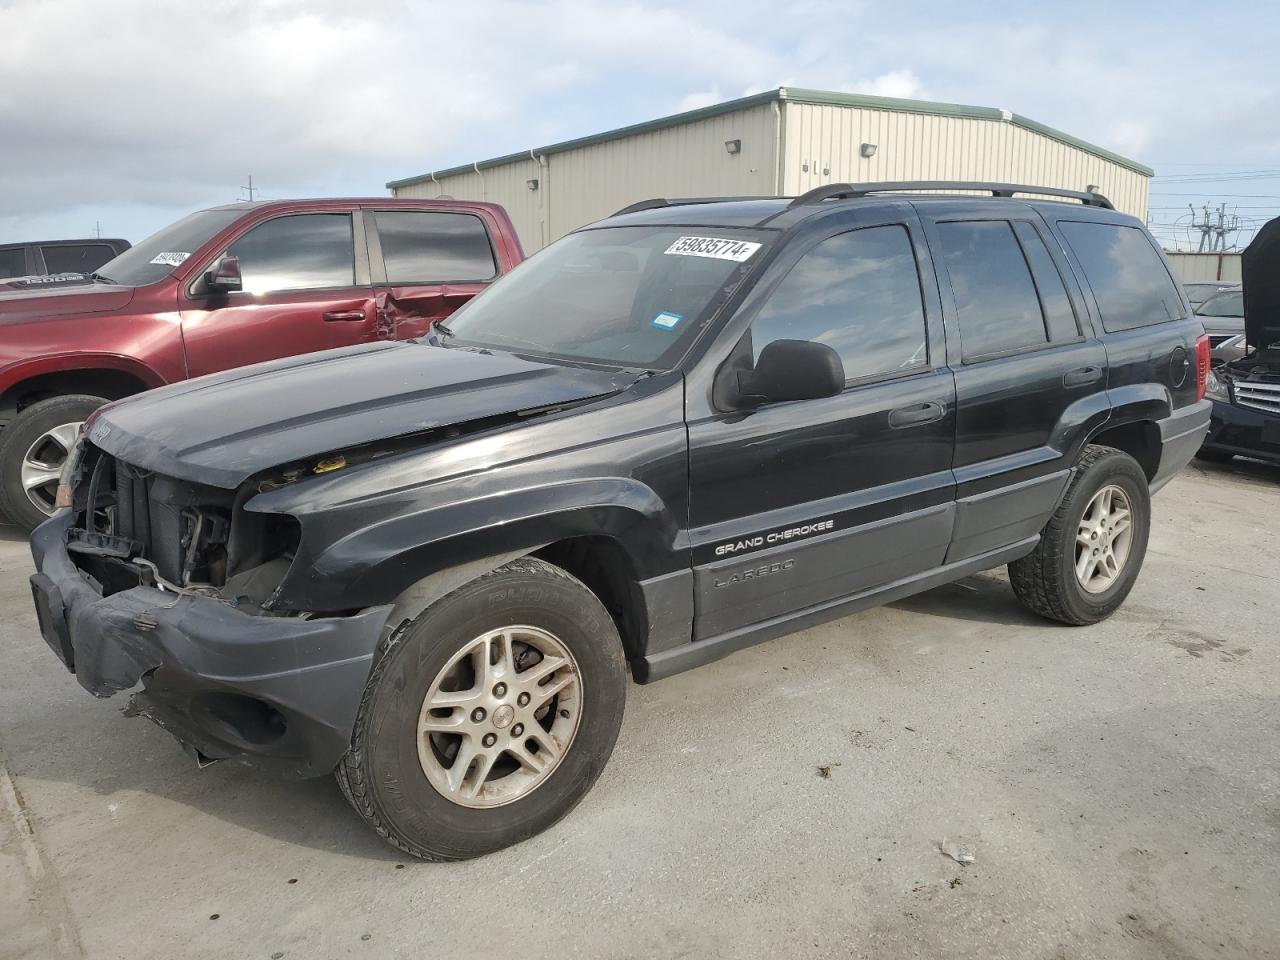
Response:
[0,394,105,532]
[336,557,627,861]
[1009,445,1151,626]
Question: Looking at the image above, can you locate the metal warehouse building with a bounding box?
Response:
[387,87,1153,253]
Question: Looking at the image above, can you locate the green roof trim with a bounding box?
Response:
[386,86,1152,189]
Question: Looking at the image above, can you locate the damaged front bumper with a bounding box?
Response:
[30,511,392,778]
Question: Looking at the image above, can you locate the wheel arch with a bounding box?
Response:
[0,356,164,424]
[1087,418,1161,482]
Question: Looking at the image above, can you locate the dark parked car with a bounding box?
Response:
[0,198,524,530]
[1195,288,1246,361]
[0,238,131,280]
[1199,217,1280,464]
[30,182,1210,860]
[1183,280,1238,311]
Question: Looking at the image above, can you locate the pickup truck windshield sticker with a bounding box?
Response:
[713,518,835,557]
[664,236,762,262]
[651,311,683,330]
[149,252,191,266]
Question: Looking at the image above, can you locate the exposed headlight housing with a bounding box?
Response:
[1205,369,1231,403]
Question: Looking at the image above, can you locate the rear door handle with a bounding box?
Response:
[323,310,367,322]
[888,401,945,429]
[1064,365,1103,387]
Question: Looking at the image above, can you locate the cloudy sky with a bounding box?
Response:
[2,0,1277,250]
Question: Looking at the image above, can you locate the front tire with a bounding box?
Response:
[1009,445,1151,625]
[0,394,105,532]
[337,557,627,861]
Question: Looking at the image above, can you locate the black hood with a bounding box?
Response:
[1243,217,1280,349]
[88,342,630,488]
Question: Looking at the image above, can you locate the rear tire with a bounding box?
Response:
[336,557,627,861]
[1009,445,1151,625]
[0,395,105,532]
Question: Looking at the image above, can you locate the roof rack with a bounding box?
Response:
[612,196,778,216]
[788,181,1114,210]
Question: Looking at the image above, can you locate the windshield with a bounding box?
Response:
[96,209,242,286]
[442,226,770,368]
[1199,290,1244,317]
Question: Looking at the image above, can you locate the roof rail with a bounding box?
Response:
[787,181,1115,210]
[612,196,778,216]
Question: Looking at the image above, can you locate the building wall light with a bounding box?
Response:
[860,142,878,159]
[724,139,742,155]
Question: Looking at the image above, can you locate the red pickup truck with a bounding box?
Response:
[0,198,524,529]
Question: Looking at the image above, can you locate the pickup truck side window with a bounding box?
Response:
[1058,221,1184,332]
[0,247,25,278]
[226,214,355,294]
[937,220,1048,362]
[374,211,497,283]
[751,225,928,381]
[41,243,116,275]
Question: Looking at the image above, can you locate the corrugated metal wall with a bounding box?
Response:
[1164,252,1243,282]
[393,104,777,252]
[392,100,1150,251]
[782,103,1149,219]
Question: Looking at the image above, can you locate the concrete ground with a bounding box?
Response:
[2,459,1278,960]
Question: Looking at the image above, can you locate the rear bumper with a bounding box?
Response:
[1150,399,1213,493]
[1200,399,1280,464]
[30,512,391,778]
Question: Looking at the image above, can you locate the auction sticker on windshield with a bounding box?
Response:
[148,252,191,266]
[664,237,761,262]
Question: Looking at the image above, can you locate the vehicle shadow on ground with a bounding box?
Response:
[1188,456,1280,487]
[889,571,1048,627]
[0,522,28,544]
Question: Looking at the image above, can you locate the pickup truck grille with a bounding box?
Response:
[1235,380,1280,416]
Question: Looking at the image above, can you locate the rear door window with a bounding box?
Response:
[374,211,496,283]
[41,244,115,274]
[750,225,929,381]
[226,214,355,294]
[936,220,1048,361]
[1058,221,1184,331]
[1012,222,1080,342]
[0,247,26,278]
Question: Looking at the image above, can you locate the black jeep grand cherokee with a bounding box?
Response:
[30,182,1211,860]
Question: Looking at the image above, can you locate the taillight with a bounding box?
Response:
[1194,334,1210,402]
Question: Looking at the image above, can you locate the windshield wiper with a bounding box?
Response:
[88,272,117,285]
[434,321,455,338]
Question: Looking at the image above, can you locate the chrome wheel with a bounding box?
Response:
[1075,484,1133,594]
[20,421,82,516]
[417,625,581,808]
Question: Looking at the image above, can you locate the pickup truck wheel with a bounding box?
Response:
[0,395,104,532]
[336,557,627,861]
[1008,445,1151,625]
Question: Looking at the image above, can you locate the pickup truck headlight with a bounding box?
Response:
[1205,369,1231,403]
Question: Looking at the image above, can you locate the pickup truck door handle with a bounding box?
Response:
[322,310,367,322]
[888,401,945,429]
[1064,365,1103,387]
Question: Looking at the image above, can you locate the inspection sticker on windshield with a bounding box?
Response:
[651,311,684,330]
[148,251,191,266]
[664,236,761,262]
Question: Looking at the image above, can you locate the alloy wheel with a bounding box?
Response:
[417,625,581,808]
[20,421,82,516]
[1075,484,1133,594]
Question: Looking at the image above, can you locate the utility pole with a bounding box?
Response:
[94,221,101,239]
[240,174,257,202]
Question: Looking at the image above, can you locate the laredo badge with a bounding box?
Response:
[664,236,762,262]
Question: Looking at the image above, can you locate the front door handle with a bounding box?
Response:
[889,401,945,429]
[1064,365,1103,387]
[323,309,367,322]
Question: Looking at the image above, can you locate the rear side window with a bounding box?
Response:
[1058,221,1183,331]
[374,211,497,283]
[226,214,355,294]
[0,247,25,278]
[1012,222,1080,342]
[751,225,928,382]
[937,221,1047,361]
[41,243,115,274]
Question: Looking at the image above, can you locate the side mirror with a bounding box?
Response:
[735,339,845,406]
[203,255,242,294]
